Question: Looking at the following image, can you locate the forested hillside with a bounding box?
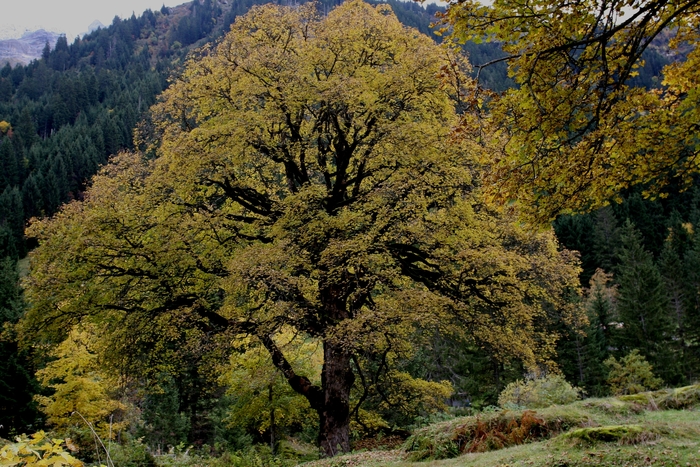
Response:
[1,0,698,464]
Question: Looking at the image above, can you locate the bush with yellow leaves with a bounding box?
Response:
[498,374,582,409]
[0,431,83,466]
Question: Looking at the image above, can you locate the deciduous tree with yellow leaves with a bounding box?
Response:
[443,0,700,222]
[23,1,581,456]
[34,325,128,446]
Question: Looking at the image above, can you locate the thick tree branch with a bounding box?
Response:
[258,333,324,411]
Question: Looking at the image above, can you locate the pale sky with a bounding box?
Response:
[0,0,184,40]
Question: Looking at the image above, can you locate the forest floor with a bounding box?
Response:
[302,386,700,467]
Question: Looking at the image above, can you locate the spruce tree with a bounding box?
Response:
[0,77,12,102]
[0,137,18,188]
[553,214,596,283]
[665,210,694,259]
[658,209,698,385]
[0,187,25,257]
[591,207,620,274]
[681,233,700,382]
[583,269,617,395]
[615,220,676,383]
[615,194,667,257]
[14,108,37,152]
[658,241,691,386]
[41,41,51,63]
[22,174,45,219]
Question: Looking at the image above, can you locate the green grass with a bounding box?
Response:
[301,385,700,467]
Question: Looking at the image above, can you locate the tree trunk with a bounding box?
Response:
[259,282,357,457]
[258,333,354,455]
[318,339,354,456]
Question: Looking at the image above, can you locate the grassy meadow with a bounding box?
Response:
[302,386,700,467]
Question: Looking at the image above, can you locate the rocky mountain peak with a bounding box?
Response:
[0,29,61,67]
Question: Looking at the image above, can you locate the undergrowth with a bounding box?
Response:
[400,383,700,462]
[560,424,647,443]
[403,407,588,461]
[618,384,700,410]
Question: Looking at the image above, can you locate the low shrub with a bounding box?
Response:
[403,407,586,460]
[109,438,157,467]
[152,444,300,467]
[498,374,583,409]
[0,432,83,467]
[605,350,663,395]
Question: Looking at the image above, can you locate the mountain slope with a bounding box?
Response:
[0,30,60,67]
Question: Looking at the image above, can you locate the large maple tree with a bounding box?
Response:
[24,1,581,455]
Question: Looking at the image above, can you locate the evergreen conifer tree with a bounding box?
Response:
[615,220,676,383]
[42,41,51,63]
[658,241,692,385]
[0,78,11,102]
[0,138,18,188]
[14,109,37,152]
[681,232,700,382]
[583,269,617,395]
[0,187,25,257]
[615,194,666,257]
[553,215,596,283]
[22,174,45,219]
[591,207,620,274]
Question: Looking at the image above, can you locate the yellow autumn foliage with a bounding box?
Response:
[443,0,700,222]
[0,431,82,467]
[34,325,128,440]
[221,330,322,434]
